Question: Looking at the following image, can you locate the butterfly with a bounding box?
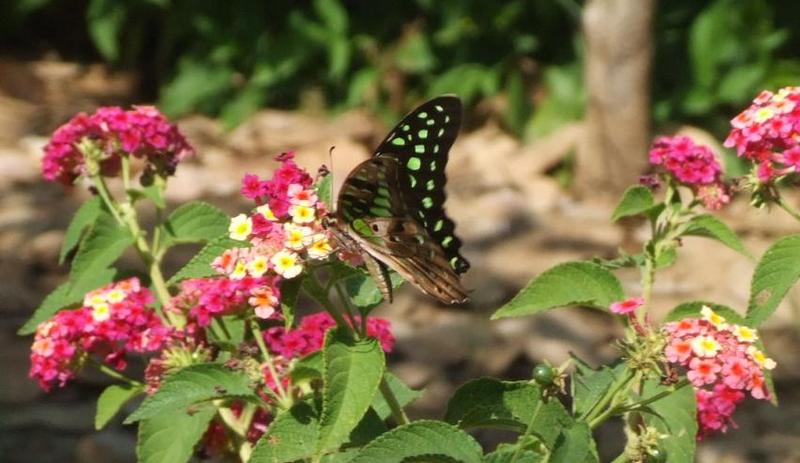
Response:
[325,95,470,305]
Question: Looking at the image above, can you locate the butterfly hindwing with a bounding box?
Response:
[335,156,468,304]
[374,95,469,275]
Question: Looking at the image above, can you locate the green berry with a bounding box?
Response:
[532,364,556,385]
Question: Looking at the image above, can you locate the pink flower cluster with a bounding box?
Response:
[724,87,800,182]
[663,307,775,438]
[649,135,730,210]
[29,278,170,391]
[42,106,193,185]
[264,312,395,359]
[170,276,281,327]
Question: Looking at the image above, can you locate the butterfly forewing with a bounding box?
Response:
[374,95,470,275]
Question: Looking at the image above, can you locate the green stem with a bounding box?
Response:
[92,358,144,387]
[777,196,800,222]
[510,397,545,462]
[379,376,409,425]
[582,368,636,423]
[588,371,642,430]
[622,379,690,413]
[333,281,362,337]
[306,272,349,329]
[250,319,290,408]
[91,173,124,225]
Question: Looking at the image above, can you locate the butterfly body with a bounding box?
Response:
[328,96,469,305]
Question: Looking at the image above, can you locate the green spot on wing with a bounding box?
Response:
[374,197,391,208]
[445,115,450,123]
[422,197,433,209]
[418,129,428,139]
[442,236,453,247]
[434,219,444,231]
[427,119,434,126]
[407,158,422,171]
[369,206,392,217]
[415,145,425,154]
[409,175,417,187]
[402,125,410,131]
[426,179,435,191]
[377,187,390,198]
[391,138,406,146]
[352,219,373,237]
[438,128,445,137]
[435,105,444,112]
[430,160,437,171]
[434,145,440,154]
[418,112,428,119]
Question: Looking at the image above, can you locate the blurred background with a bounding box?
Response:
[1,0,800,462]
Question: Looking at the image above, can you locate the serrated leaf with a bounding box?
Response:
[550,422,598,463]
[250,401,321,463]
[137,405,216,463]
[66,211,134,300]
[158,201,229,251]
[611,186,655,222]
[349,420,483,463]
[316,328,385,455]
[371,373,422,421]
[166,236,249,286]
[571,358,629,418]
[683,214,750,257]
[18,268,116,335]
[59,196,103,264]
[639,380,697,463]
[748,234,800,326]
[483,444,544,463]
[491,262,624,319]
[125,363,258,423]
[665,301,777,403]
[95,384,143,430]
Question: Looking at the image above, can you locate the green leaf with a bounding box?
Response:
[347,408,388,447]
[683,214,750,258]
[748,234,800,326]
[137,405,216,463]
[125,363,258,423]
[371,373,422,421]
[611,186,655,222]
[280,275,304,329]
[639,380,697,463]
[18,268,116,335]
[206,315,246,348]
[59,196,103,264]
[571,358,629,418]
[250,401,321,463]
[316,173,334,210]
[290,351,324,384]
[87,0,125,61]
[166,236,249,286]
[550,422,598,463]
[95,384,143,430]
[349,420,483,463]
[158,201,229,250]
[66,211,134,300]
[316,328,385,455]
[483,444,544,463]
[491,262,624,319]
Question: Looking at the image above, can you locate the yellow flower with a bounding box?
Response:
[271,250,303,279]
[84,291,106,308]
[700,305,728,330]
[91,303,112,322]
[747,345,777,370]
[691,335,720,358]
[289,204,315,224]
[284,224,313,250]
[308,234,333,259]
[256,204,277,221]
[229,214,253,241]
[754,107,774,123]
[106,288,126,304]
[231,260,248,280]
[732,324,758,343]
[247,255,269,277]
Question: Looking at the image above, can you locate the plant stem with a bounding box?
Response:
[333,281,362,337]
[510,397,545,462]
[777,196,800,222]
[249,319,290,408]
[306,272,349,329]
[622,379,690,412]
[90,173,124,225]
[92,358,144,387]
[379,376,409,425]
[582,368,636,423]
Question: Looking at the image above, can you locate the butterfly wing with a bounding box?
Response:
[335,156,468,304]
[373,95,470,275]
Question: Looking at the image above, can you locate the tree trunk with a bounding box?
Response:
[576,0,655,197]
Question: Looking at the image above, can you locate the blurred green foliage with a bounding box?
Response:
[2,0,800,139]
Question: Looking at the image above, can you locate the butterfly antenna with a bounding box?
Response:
[328,145,336,212]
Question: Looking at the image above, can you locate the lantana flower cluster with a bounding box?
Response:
[724,86,800,182]
[42,106,194,185]
[663,306,775,438]
[29,278,171,391]
[648,135,730,210]
[208,153,333,320]
[170,276,282,326]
